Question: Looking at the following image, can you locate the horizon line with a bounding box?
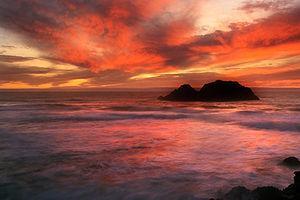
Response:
[1,86,300,92]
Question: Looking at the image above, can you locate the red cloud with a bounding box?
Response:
[189,7,300,63]
[0,0,200,72]
[0,0,299,76]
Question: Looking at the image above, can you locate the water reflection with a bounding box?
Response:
[1,89,300,199]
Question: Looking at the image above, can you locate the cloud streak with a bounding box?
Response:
[239,0,294,13]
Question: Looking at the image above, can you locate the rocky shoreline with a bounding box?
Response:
[211,171,300,200]
[211,156,300,200]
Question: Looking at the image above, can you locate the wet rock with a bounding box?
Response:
[223,186,253,200]
[294,171,300,191]
[218,171,300,200]
[159,80,259,102]
[281,157,300,167]
[220,186,284,200]
[252,186,283,200]
[283,171,300,199]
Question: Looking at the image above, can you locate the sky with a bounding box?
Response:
[0,0,300,89]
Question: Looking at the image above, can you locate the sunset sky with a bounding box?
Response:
[0,0,300,89]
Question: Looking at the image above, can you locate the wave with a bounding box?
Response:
[290,108,300,112]
[201,105,236,109]
[235,110,265,115]
[105,105,173,112]
[3,101,300,134]
[240,121,300,132]
[0,103,80,112]
[23,112,189,123]
[106,104,238,112]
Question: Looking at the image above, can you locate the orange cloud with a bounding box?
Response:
[0,0,201,72]
[0,1,300,88]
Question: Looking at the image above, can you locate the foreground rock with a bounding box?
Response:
[159,80,259,102]
[213,171,300,200]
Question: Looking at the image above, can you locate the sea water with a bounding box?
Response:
[0,89,300,199]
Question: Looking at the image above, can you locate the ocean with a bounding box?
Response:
[0,88,300,200]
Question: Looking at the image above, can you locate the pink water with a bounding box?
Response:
[0,89,300,199]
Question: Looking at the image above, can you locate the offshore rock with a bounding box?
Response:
[158,84,198,101]
[159,80,259,102]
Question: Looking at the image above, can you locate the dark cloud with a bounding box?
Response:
[239,0,294,13]
[0,63,55,85]
[146,44,210,67]
[48,69,133,86]
[238,68,300,81]
[88,70,134,86]
[0,62,134,87]
[0,64,53,75]
[0,55,35,63]
[1,45,16,48]
[191,34,224,46]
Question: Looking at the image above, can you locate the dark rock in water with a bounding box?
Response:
[158,84,198,101]
[281,157,300,167]
[159,80,259,102]
[222,186,283,200]
[198,80,259,101]
[217,171,300,200]
[295,171,300,191]
[252,186,283,200]
[284,171,300,198]
[223,186,252,200]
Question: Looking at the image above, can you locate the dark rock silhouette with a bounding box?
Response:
[223,186,252,200]
[295,171,300,191]
[252,187,283,200]
[159,80,259,102]
[281,157,300,168]
[198,80,259,101]
[283,171,300,199]
[213,171,300,200]
[158,84,198,101]
[223,186,283,200]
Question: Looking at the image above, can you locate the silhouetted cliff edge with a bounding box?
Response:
[159,80,259,102]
